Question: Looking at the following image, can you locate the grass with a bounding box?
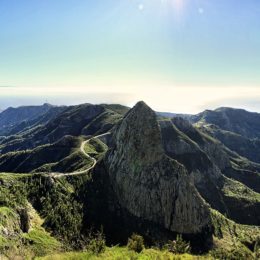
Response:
[0,173,63,258]
[0,206,20,236]
[0,172,31,180]
[222,176,260,202]
[84,138,108,160]
[36,246,210,260]
[23,228,61,256]
[211,209,260,258]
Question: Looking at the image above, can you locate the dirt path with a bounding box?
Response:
[52,132,111,178]
[0,132,111,179]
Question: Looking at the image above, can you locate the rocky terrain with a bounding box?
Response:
[0,101,259,259]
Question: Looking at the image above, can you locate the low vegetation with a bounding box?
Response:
[127,233,145,253]
[84,138,108,160]
[211,209,260,259]
[36,248,207,260]
[166,235,191,254]
[85,229,106,255]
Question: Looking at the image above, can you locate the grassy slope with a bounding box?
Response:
[211,209,259,258]
[84,138,108,160]
[37,248,207,260]
[0,135,84,173]
[0,173,61,258]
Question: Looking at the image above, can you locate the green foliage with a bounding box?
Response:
[222,177,260,202]
[166,235,191,255]
[23,228,61,256]
[127,233,145,253]
[84,138,107,160]
[24,175,84,248]
[85,229,106,255]
[211,209,259,258]
[210,246,252,260]
[254,237,260,259]
[0,178,27,209]
[0,206,20,234]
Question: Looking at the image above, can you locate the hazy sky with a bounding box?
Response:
[0,0,260,113]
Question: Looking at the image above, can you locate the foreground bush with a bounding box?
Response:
[127,233,145,253]
[85,229,106,255]
[166,235,191,254]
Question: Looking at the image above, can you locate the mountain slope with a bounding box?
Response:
[191,107,260,139]
[189,107,260,164]
[0,103,57,136]
[159,117,260,225]
[0,103,127,154]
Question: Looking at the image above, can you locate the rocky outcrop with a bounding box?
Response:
[105,101,212,235]
[18,208,30,233]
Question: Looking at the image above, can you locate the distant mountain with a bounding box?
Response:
[191,107,260,139]
[0,103,128,173]
[0,103,65,136]
[188,107,260,163]
[157,111,192,120]
[0,103,128,154]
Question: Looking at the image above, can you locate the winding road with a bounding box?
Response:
[0,132,111,179]
[51,132,111,178]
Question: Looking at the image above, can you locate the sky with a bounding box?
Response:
[0,0,260,113]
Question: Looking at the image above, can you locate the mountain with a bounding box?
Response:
[0,103,60,136]
[0,103,127,155]
[0,102,259,259]
[189,107,260,164]
[101,102,212,246]
[157,111,192,120]
[191,107,260,139]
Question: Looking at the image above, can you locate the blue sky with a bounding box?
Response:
[0,0,260,112]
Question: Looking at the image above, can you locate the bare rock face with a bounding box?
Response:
[105,101,211,235]
[18,208,30,233]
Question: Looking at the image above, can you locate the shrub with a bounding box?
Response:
[85,229,106,255]
[254,237,260,259]
[166,235,191,254]
[127,233,145,253]
[210,246,253,260]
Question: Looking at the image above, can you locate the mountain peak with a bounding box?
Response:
[111,101,164,166]
[130,101,152,114]
[214,107,246,113]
